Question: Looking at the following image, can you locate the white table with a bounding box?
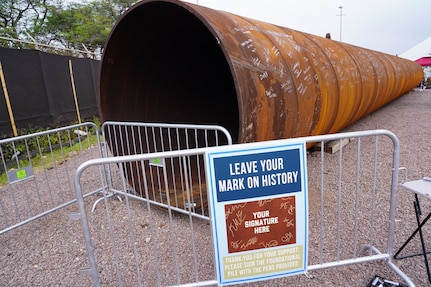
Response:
[401,179,431,200]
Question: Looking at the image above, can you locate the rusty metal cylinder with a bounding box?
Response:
[99,0,423,144]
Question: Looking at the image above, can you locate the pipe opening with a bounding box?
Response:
[100,1,239,143]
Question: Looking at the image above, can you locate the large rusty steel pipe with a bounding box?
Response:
[99,0,422,144]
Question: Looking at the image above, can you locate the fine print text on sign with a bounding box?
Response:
[223,245,303,280]
[206,141,308,285]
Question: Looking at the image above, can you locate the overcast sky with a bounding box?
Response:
[182,0,430,56]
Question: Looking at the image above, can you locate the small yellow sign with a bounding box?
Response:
[16,169,27,179]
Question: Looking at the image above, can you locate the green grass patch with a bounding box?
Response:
[0,132,101,186]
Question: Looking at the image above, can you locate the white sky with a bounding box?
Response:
[182,0,430,56]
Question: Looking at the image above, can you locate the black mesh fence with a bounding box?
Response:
[0,47,99,137]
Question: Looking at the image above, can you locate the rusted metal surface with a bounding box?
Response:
[99,0,423,144]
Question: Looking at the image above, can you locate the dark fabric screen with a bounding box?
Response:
[0,47,99,137]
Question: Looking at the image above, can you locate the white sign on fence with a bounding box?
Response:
[205,140,309,285]
[7,166,34,183]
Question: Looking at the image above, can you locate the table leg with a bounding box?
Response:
[413,200,431,283]
[394,211,431,259]
[394,195,431,283]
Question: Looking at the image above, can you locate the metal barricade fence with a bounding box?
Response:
[0,120,232,233]
[0,122,104,234]
[73,129,415,287]
[98,121,233,216]
[101,121,233,155]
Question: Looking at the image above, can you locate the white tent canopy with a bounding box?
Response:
[400,36,431,61]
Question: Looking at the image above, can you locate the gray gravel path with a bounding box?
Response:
[1,88,431,286]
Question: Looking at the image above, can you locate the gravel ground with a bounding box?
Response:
[1,87,431,287]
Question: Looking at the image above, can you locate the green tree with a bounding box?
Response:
[0,0,136,56]
[0,0,54,49]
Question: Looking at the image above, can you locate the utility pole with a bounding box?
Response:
[337,6,345,42]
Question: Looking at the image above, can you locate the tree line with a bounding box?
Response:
[0,0,136,57]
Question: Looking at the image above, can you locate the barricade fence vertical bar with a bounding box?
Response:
[73,129,415,287]
[0,122,104,234]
